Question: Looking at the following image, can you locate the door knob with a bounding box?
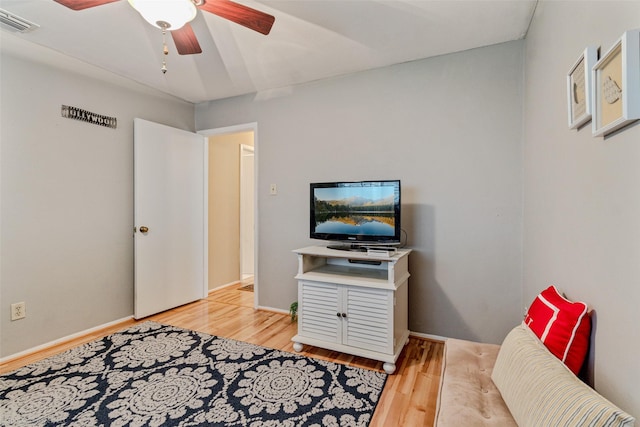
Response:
[139,226,149,233]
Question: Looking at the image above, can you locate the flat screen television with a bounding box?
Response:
[310,180,401,247]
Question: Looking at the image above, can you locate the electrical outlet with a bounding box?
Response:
[270,184,277,195]
[11,302,26,321]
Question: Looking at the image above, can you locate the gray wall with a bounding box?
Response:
[523,1,639,420]
[0,50,194,357]
[196,41,525,345]
[2,4,636,420]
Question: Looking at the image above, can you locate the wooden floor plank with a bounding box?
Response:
[0,282,443,426]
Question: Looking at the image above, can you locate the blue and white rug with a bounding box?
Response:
[0,322,387,426]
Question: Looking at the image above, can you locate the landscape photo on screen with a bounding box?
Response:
[313,183,397,236]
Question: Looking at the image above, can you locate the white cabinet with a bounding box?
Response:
[292,246,411,374]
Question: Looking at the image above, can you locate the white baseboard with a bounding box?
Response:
[409,331,448,343]
[208,280,243,294]
[256,305,289,315]
[0,316,133,364]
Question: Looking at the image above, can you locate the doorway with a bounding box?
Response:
[200,124,257,307]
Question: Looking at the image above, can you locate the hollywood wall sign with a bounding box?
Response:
[61,105,117,129]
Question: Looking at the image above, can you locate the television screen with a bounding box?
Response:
[310,180,401,245]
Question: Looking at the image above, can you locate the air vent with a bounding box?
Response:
[0,8,39,33]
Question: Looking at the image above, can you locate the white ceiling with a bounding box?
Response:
[0,0,537,104]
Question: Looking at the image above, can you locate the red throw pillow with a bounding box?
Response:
[523,285,591,375]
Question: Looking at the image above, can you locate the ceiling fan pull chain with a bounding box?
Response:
[161,26,169,74]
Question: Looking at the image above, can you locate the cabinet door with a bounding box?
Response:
[299,281,341,344]
[343,286,393,354]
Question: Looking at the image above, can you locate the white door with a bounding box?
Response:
[134,118,206,319]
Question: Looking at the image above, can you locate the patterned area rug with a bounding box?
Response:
[0,322,387,426]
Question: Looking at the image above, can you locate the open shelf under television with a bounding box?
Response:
[293,245,410,290]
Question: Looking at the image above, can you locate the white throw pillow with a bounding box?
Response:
[491,325,635,427]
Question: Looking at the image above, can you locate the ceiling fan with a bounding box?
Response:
[54,0,275,71]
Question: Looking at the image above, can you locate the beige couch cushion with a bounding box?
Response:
[491,325,636,427]
[434,338,517,426]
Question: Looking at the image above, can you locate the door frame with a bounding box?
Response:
[239,144,255,281]
[198,123,258,308]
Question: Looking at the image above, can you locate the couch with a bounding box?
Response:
[434,324,636,427]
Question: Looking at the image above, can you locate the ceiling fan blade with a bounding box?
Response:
[171,24,202,55]
[53,0,119,11]
[199,0,275,35]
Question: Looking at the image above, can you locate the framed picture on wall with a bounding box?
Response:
[567,46,598,129]
[592,29,640,137]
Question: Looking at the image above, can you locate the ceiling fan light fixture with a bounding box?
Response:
[128,0,197,31]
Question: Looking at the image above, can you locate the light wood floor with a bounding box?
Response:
[0,283,444,426]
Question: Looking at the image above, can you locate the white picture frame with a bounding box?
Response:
[592,29,640,137]
[567,46,598,129]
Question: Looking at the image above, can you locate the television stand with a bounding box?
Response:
[292,245,411,374]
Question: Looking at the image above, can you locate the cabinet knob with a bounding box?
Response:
[336,312,341,318]
[341,312,347,318]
